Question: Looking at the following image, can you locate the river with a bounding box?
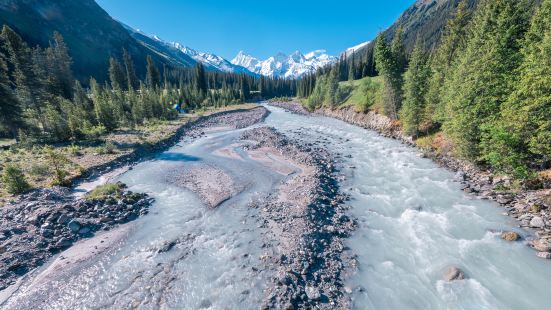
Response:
[2,104,550,309]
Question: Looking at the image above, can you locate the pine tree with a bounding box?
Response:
[374,33,403,119]
[108,57,126,90]
[194,63,207,95]
[391,26,407,75]
[425,0,471,129]
[1,25,47,128]
[443,0,532,160]
[91,78,117,130]
[0,52,24,140]
[123,49,138,91]
[45,32,73,99]
[73,80,95,125]
[400,38,431,137]
[145,55,160,89]
[482,0,551,176]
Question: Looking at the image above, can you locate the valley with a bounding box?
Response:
[1,0,550,309]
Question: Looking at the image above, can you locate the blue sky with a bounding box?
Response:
[96,0,414,60]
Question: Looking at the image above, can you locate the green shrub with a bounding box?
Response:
[67,143,82,156]
[96,141,117,155]
[86,182,124,201]
[1,164,30,194]
[44,147,70,186]
[29,164,50,176]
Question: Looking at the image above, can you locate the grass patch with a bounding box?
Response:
[86,182,124,201]
[339,76,384,113]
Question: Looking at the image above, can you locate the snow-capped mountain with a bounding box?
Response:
[342,41,370,57]
[231,50,337,79]
[167,42,254,74]
[121,23,254,75]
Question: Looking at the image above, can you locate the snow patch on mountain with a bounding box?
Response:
[342,41,370,57]
[231,50,337,79]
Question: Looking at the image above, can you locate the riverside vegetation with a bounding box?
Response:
[297,0,550,185]
[0,25,294,198]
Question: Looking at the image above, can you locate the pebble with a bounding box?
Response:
[536,252,551,259]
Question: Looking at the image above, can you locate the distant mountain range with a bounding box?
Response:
[126,25,366,79]
[121,24,253,75]
[231,50,337,79]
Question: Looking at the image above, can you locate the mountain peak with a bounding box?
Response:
[232,50,337,79]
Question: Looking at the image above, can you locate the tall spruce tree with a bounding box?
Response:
[482,0,551,176]
[400,38,430,137]
[1,25,46,128]
[425,0,471,129]
[108,57,126,90]
[0,53,24,139]
[145,55,161,89]
[194,63,207,95]
[45,32,73,99]
[443,0,532,160]
[375,33,403,119]
[123,49,138,91]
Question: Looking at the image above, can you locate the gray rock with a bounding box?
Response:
[536,252,551,259]
[444,266,465,281]
[530,216,545,228]
[78,227,91,235]
[67,220,81,233]
[497,195,512,205]
[305,286,321,300]
[57,214,70,224]
[56,238,72,248]
[532,239,551,252]
[40,228,54,238]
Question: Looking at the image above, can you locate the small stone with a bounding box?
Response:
[536,252,551,259]
[56,238,72,248]
[496,195,512,205]
[532,239,551,252]
[454,171,466,181]
[57,214,70,224]
[530,216,545,228]
[67,220,81,233]
[40,228,54,238]
[78,227,91,235]
[444,266,465,281]
[305,286,321,300]
[501,231,520,241]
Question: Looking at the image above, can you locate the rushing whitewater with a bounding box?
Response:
[2,105,550,309]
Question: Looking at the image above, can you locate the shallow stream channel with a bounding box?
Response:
[2,104,550,309]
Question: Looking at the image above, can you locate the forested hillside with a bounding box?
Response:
[0,0,196,82]
[0,25,295,144]
[298,0,550,181]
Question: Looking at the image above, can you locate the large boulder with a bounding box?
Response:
[501,231,520,241]
[444,266,465,281]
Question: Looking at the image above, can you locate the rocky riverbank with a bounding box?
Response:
[268,101,551,260]
[241,127,356,309]
[0,106,271,292]
[76,106,269,185]
[0,184,152,290]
